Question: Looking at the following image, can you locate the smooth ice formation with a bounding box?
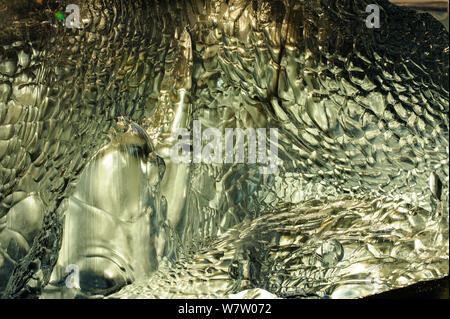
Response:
[0,0,448,298]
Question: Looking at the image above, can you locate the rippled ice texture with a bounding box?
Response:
[0,0,448,298]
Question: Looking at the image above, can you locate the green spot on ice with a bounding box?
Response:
[55,12,65,21]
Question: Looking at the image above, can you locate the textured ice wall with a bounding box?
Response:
[0,0,448,298]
